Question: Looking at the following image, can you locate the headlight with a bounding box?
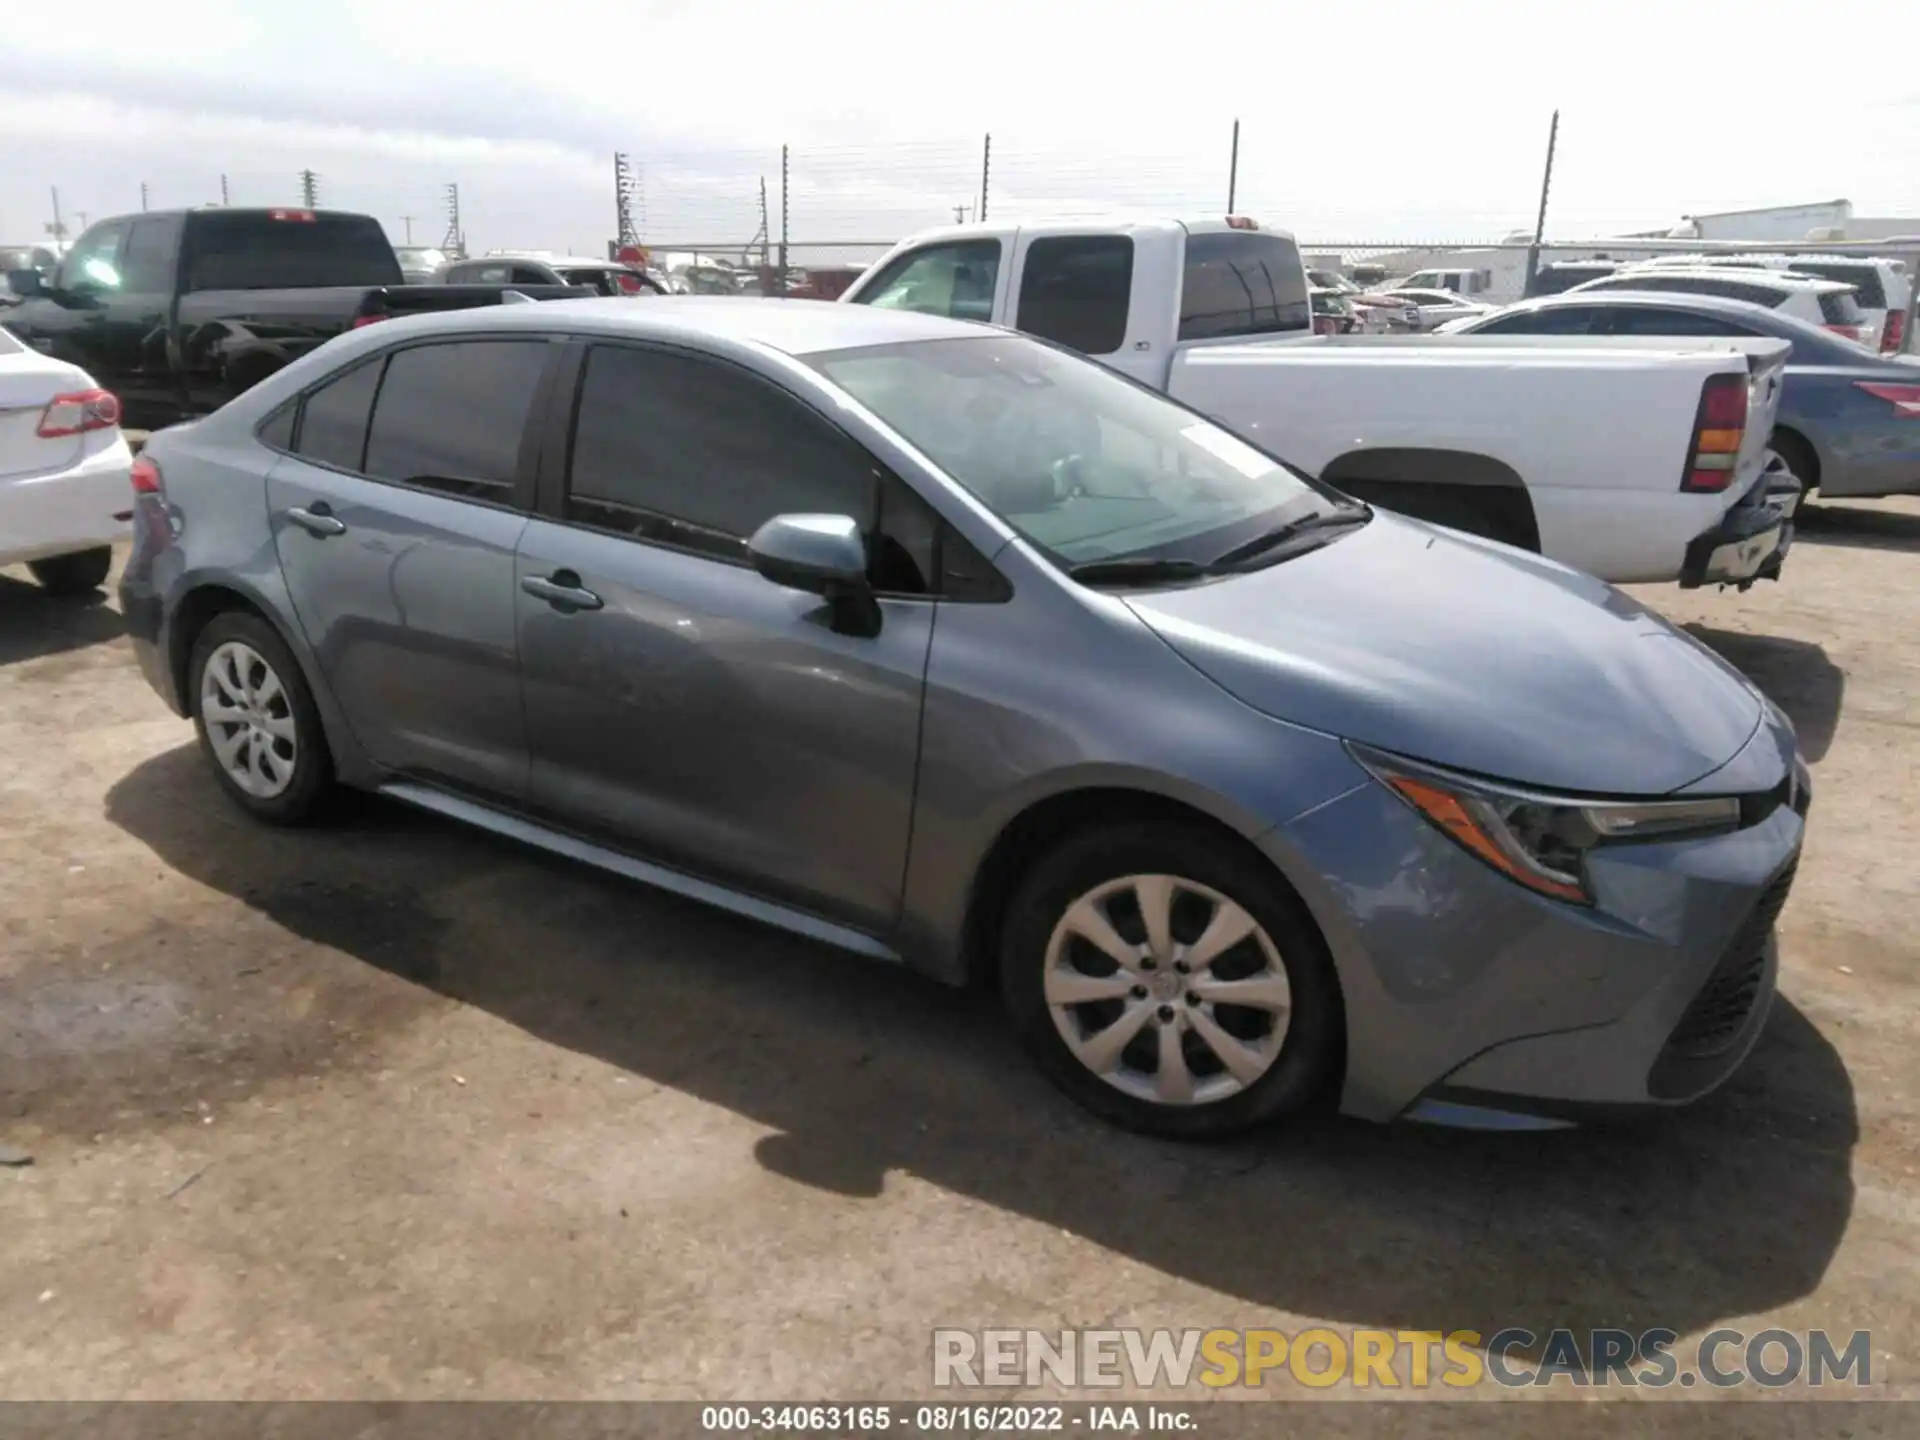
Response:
[1349,744,1742,905]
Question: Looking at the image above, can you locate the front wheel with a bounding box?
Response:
[27,546,112,596]
[999,823,1344,1138]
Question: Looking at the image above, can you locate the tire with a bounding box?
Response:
[188,610,332,825]
[27,546,112,597]
[999,821,1344,1139]
[1768,430,1818,499]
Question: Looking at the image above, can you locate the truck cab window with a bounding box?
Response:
[859,241,1002,323]
[1017,236,1133,356]
[119,215,184,293]
[58,221,132,292]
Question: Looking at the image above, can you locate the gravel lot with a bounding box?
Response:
[1,501,1916,1409]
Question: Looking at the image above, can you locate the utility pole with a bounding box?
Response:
[220,174,230,205]
[1522,110,1561,295]
[299,169,319,208]
[442,183,463,257]
[74,211,89,231]
[758,177,771,267]
[613,152,637,248]
[399,215,416,244]
[47,186,65,242]
[1227,118,1240,213]
[779,144,789,297]
[951,202,974,225]
[980,133,991,222]
[140,182,150,212]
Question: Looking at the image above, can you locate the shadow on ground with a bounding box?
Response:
[0,573,124,666]
[102,745,1857,1343]
[1796,501,1920,555]
[1684,624,1844,763]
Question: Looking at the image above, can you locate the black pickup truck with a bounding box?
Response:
[0,207,588,430]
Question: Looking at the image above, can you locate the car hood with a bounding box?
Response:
[1125,512,1764,796]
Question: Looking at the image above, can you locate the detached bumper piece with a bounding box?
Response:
[1681,460,1802,591]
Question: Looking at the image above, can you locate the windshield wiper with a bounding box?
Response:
[1209,502,1372,569]
[1066,557,1216,588]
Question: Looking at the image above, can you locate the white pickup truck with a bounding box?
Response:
[839,216,1797,589]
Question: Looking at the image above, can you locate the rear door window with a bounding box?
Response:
[857,240,1003,323]
[1017,235,1134,354]
[1601,307,1755,337]
[119,215,183,293]
[1178,232,1311,341]
[1474,306,1603,335]
[361,340,549,502]
[183,212,404,290]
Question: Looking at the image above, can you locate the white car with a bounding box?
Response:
[1570,267,1871,345]
[1371,288,1496,332]
[0,329,133,595]
[1623,253,1913,354]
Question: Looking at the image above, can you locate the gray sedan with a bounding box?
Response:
[119,299,1808,1137]
[1453,291,1920,500]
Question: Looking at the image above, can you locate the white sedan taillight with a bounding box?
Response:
[37,388,121,438]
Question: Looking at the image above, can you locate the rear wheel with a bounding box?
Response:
[999,822,1343,1138]
[1767,430,1818,501]
[27,546,112,596]
[188,611,332,825]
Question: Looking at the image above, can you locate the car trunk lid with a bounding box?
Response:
[0,342,88,480]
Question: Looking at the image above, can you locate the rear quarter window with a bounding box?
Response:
[1820,289,1865,325]
[1179,232,1311,341]
[1795,263,1886,308]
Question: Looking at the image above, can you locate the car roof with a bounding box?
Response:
[1587,267,1851,294]
[361,295,997,355]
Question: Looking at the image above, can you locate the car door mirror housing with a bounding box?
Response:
[748,513,881,636]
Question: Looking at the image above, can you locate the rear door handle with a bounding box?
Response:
[521,571,603,611]
[285,504,346,538]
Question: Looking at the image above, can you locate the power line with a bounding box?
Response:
[399,215,417,243]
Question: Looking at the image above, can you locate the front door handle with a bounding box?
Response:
[285,503,347,538]
[521,571,603,611]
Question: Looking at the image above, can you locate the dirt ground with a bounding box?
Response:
[1,501,1916,1409]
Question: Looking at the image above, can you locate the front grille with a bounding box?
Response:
[1664,861,1797,1061]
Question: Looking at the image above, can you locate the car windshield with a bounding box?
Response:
[810,335,1335,567]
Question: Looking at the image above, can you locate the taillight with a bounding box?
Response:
[130,456,164,494]
[1682,373,1749,492]
[351,313,388,329]
[1854,381,1920,417]
[37,388,121,438]
[1882,311,1907,353]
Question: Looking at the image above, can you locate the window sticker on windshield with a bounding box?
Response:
[1181,423,1275,478]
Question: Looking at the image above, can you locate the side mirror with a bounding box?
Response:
[748,512,880,636]
[4,269,45,299]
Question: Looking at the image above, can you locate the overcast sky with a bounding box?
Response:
[4,0,1917,260]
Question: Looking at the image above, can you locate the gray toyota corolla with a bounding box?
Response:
[120,299,1810,1137]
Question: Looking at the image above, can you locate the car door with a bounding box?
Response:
[514,340,937,933]
[92,213,185,420]
[7,219,131,381]
[263,335,557,800]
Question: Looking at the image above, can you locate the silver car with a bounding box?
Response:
[120,299,1809,1138]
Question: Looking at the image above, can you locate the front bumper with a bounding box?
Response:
[0,434,134,566]
[1679,462,1801,590]
[1266,727,1808,1126]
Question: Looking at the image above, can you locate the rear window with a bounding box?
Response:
[1819,289,1865,325]
[1178,232,1311,341]
[1017,235,1134,355]
[1793,262,1885,308]
[1529,264,1615,297]
[184,212,404,291]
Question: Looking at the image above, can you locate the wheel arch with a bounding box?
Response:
[1768,424,1822,488]
[1320,447,1541,551]
[958,784,1304,991]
